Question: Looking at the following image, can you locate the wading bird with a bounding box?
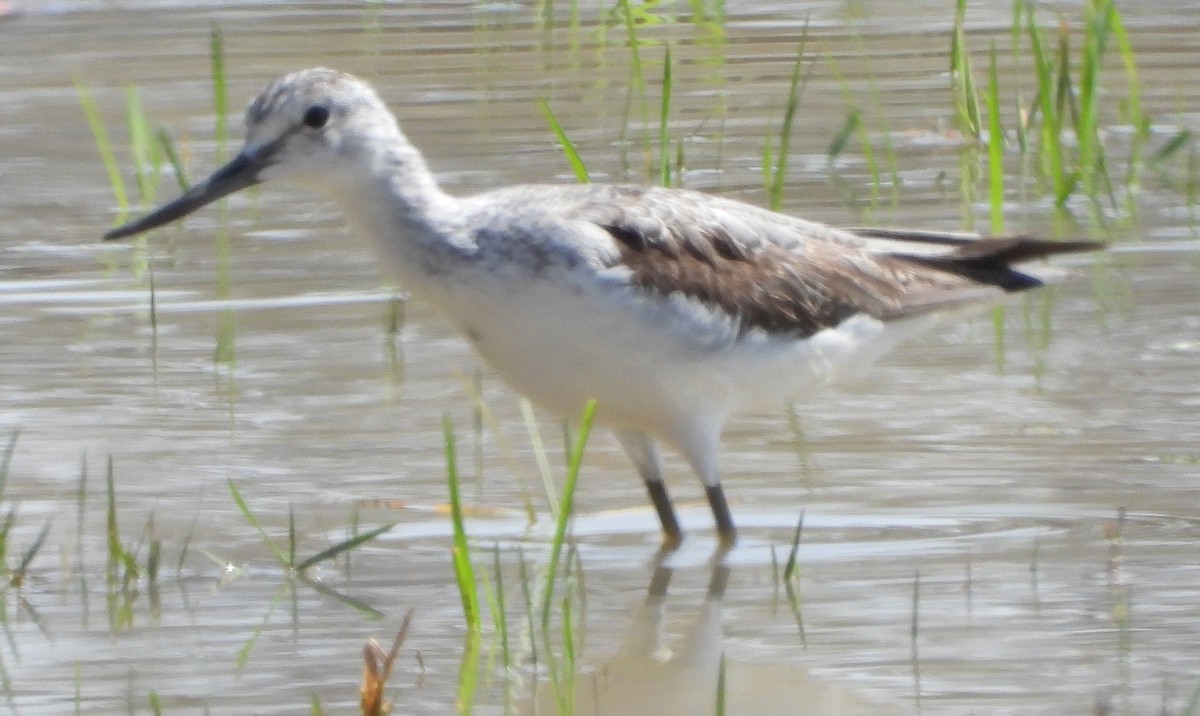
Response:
[104,68,1098,548]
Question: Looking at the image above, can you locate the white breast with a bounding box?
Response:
[415,255,939,449]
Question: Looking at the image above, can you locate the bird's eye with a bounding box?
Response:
[302,105,330,129]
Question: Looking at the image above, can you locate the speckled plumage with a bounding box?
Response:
[104,68,1100,547]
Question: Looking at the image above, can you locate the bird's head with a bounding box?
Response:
[104,68,396,241]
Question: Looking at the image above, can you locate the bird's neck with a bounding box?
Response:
[328,138,468,288]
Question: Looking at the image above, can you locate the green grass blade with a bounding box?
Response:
[540,400,596,628]
[299,576,387,619]
[227,479,289,568]
[617,0,646,94]
[456,627,482,716]
[157,128,189,192]
[444,415,480,630]
[11,520,51,586]
[147,528,163,583]
[828,58,881,210]
[1076,0,1114,205]
[124,86,154,204]
[1109,1,1147,185]
[1150,130,1192,166]
[784,572,807,644]
[76,81,129,213]
[716,652,727,716]
[0,509,16,567]
[0,430,17,503]
[236,581,287,669]
[1010,0,1025,56]
[782,511,804,582]
[519,398,557,519]
[491,545,512,674]
[950,0,981,139]
[538,99,591,184]
[559,588,578,708]
[1054,28,1077,134]
[1189,147,1199,233]
[175,519,195,574]
[986,42,1006,234]
[74,449,87,573]
[210,24,228,162]
[827,108,860,162]
[288,504,297,571]
[767,25,811,211]
[296,522,396,572]
[105,456,121,579]
[1026,7,1070,204]
[617,0,652,169]
[658,45,673,187]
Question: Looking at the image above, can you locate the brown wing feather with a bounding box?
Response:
[578,186,1101,337]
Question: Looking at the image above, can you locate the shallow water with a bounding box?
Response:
[2,1,1199,714]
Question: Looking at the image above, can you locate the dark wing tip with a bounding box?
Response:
[850,227,1106,261]
[885,235,1103,297]
[946,236,1104,263]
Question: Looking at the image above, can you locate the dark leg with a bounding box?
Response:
[673,424,737,548]
[646,479,683,548]
[616,429,685,549]
[705,483,737,548]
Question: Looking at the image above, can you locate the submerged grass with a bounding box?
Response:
[78,82,130,215]
[715,652,727,716]
[944,0,1172,364]
[0,435,52,590]
[0,432,16,505]
[486,545,512,690]
[444,416,481,631]
[827,55,898,215]
[949,0,1185,235]
[103,457,149,632]
[81,79,188,226]
[227,479,395,576]
[951,0,1164,222]
[539,400,595,630]
[434,400,597,714]
[124,86,162,207]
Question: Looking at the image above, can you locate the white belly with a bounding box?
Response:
[414,267,941,445]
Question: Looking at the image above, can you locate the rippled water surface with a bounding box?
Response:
[2,1,1199,714]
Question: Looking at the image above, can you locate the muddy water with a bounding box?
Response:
[2,1,1198,714]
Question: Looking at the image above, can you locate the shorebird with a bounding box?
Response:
[104,68,1098,548]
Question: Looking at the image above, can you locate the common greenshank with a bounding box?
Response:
[103,68,1099,548]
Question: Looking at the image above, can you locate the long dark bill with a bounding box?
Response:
[102,151,266,241]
